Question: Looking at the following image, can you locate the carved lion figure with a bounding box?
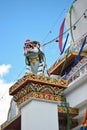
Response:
[24,39,47,75]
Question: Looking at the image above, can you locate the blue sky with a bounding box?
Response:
[0,0,74,124]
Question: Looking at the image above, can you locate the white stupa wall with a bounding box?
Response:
[64,72,87,107]
[21,100,59,130]
[65,0,87,43]
[64,73,87,129]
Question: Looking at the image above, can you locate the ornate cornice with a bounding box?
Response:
[13,82,65,101]
[9,73,68,95]
[17,92,65,106]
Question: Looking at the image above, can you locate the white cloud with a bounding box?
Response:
[0,64,14,125]
[0,64,11,77]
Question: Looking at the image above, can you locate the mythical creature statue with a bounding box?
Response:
[24,39,47,75]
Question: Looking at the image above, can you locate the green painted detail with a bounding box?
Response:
[47,77,50,80]
[27,83,37,92]
[57,88,64,95]
[69,5,74,42]
[21,88,27,94]
[65,99,70,130]
[57,90,70,130]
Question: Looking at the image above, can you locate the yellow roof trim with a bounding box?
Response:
[48,51,87,74]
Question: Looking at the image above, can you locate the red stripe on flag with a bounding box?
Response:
[59,18,65,53]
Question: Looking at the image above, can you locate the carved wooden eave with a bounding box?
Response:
[9,73,68,95]
[48,51,87,75]
[9,73,68,106]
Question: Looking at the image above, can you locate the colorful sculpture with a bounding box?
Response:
[24,39,47,75]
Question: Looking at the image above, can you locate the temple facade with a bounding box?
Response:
[1,50,87,130]
[1,0,87,129]
[1,73,79,130]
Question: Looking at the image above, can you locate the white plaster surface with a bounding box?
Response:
[64,73,87,130]
[64,73,87,107]
[21,100,59,130]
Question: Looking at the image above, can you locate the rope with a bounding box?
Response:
[42,0,74,44]
[42,9,87,47]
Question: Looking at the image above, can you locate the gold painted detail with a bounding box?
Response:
[48,51,87,74]
[58,106,79,116]
[29,57,39,64]
[13,83,63,101]
[17,92,64,106]
[9,73,68,95]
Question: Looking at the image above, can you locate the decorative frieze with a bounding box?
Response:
[13,82,64,101]
[9,73,68,95]
[16,92,65,106]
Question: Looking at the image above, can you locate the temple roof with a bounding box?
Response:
[48,51,87,76]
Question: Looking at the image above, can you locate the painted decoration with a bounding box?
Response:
[65,0,87,49]
[65,56,87,79]
[24,39,47,75]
